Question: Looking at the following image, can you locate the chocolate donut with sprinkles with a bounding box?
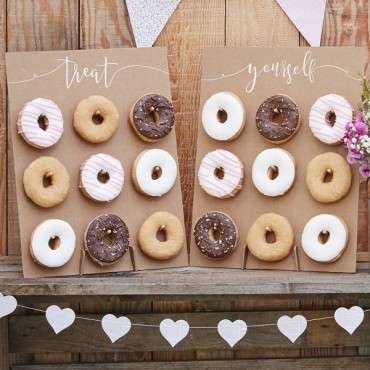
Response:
[255,95,300,144]
[130,94,175,142]
[193,211,238,259]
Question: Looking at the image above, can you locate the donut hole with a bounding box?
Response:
[216,109,228,124]
[318,230,330,244]
[48,236,61,250]
[151,166,162,180]
[325,110,336,127]
[38,114,49,131]
[149,107,160,124]
[208,227,221,242]
[92,110,104,125]
[271,108,284,125]
[214,166,225,180]
[264,228,276,244]
[323,168,333,183]
[42,172,53,188]
[267,165,279,180]
[156,226,167,242]
[102,229,116,246]
[97,170,110,184]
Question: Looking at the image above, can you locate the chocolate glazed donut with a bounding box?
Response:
[84,214,130,266]
[130,94,175,142]
[256,95,300,144]
[194,211,238,259]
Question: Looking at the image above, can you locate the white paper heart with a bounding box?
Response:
[159,319,190,347]
[217,319,247,348]
[277,315,307,343]
[0,293,17,318]
[101,314,131,343]
[45,305,76,335]
[334,306,364,335]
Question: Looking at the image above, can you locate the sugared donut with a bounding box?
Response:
[23,156,70,208]
[201,92,246,141]
[246,213,294,262]
[309,94,353,145]
[301,214,348,262]
[130,94,175,142]
[252,148,295,197]
[306,152,352,203]
[132,149,177,197]
[80,153,124,202]
[17,98,63,149]
[138,211,185,260]
[84,214,130,266]
[30,219,76,268]
[256,95,300,143]
[194,211,238,259]
[73,95,119,143]
[198,149,244,198]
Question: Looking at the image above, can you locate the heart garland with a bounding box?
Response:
[277,315,307,343]
[0,293,17,318]
[101,314,132,343]
[159,319,190,347]
[217,319,248,348]
[334,306,364,335]
[45,305,76,335]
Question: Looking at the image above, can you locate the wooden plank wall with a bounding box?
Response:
[1,0,370,368]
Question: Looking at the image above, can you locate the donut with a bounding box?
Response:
[306,152,352,203]
[23,156,70,208]
[84,214,130,266]
[301,214,348,263]
[73,95,119,143]
[138,211,185,260]
[194,211,238,259]
[246,213,294,262]
[309,94,353,145]
[252,148,295,197]
[201,92,246,141]
[198,149,244,198]
[130,94,175,142]
[30,219,76,268]
[132,149,177,197]
[80,153,124,202]
[17,98,63,149]
[255,95,300,143]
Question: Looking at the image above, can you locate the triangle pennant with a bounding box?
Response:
[126,0,181,48]
[275,0,327,46]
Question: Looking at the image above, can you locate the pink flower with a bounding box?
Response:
[359,162,370,177]
[354,113,369,135]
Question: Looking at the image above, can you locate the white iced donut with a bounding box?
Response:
[17,98,63,148]
[198,149,243,198]
[80,153,124,202]
[309,94,353,145]
[252,148,295,197]
[30,219,76,268]
[132,149,177,197]
[301,214,348,263]
[201,91,246,141]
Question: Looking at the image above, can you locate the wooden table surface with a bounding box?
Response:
[1,1,370,369]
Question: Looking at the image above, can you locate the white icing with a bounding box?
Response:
[80,153,124,202]
[18,98,63,148]
[201,92,245,141]
[31,219,76,268]
[135,149,177,197]
[309,94,353,144]
[252,148,295,197]
[301,214,348,262]
[198,149,243,198]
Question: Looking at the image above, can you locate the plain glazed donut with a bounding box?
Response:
[84,214,130,266]
[201,92,246,141]
[30,219,76,268]
[23,156,70,208]
[80,153,124,202]
[301,214,348,263]
[73,95,119,143]
[198,149,244,198]
[309,94,353,145]
[252,148,295,197]
[246,213,294,262]
[305,152,352,203]
[255,95,300,143]
[130,94,175,142]
[17,98,63,149]
[193,211,238,259]
[138,211,185,260]
[132,149,177,197]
